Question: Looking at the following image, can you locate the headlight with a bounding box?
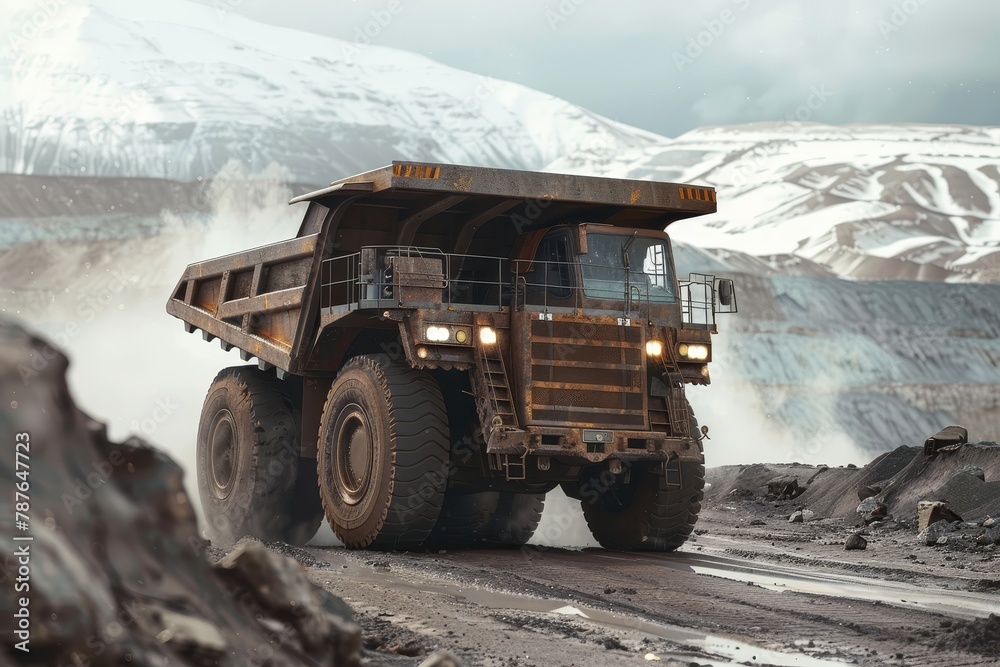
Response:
[426,326,450,342]
[645,340,663,356]
[479,327,497,345]
[678,343,710,361]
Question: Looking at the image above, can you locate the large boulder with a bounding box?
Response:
[917,500,962,531]
[0,318,360,666]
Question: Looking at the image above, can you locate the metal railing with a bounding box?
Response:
[679,272,737,330]
[320,246,510,311]
[320,245,684,316]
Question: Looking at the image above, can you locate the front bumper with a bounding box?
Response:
[486,425,704,464]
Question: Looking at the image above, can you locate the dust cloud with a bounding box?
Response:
[9,162,299,522]
[687,331,870,468]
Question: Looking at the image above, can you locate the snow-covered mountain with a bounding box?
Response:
[0,0,661,183]
[549,123,1000,282]
[3,2,998,283]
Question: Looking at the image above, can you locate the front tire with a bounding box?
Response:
[317,355,449,550]
[580,460,704,551]
[580,400,704,552]
[197,366,320,546]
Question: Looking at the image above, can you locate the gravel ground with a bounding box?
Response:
[206,455,1000,667]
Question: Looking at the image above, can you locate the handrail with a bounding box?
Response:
[678,273,720,329]
[319,246,681,312]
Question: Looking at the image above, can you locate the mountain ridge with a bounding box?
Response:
[0,0,662,183]
[547,122,1000,282]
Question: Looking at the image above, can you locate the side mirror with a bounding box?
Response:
[718,279,734,307]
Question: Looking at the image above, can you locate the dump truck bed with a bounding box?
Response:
[166,161,717,374]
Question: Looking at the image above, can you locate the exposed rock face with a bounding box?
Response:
[0,318,360,666]
[785,443,1000,522]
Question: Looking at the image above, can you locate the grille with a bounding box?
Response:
[529,320,647,428]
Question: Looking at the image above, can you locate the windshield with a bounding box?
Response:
[580,233,675,303]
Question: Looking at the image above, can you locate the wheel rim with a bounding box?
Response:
[208,408,238,499]
[334,403,374,506]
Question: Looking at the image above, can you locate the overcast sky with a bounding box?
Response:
[190,0,999,138]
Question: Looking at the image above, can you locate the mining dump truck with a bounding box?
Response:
[167,162,736,551]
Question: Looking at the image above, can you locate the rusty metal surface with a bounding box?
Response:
[484,424,705,466]
[295,161,716,216]
[165,234,320,370]
[293,161,717,254]
[528,318,647,429]
[169,163,720,370]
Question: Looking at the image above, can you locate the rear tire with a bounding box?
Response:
[429,491,544,548]
[481,493,545,547]
[317,354,449,550]
[428,491,499,548]
[197,366,319,546]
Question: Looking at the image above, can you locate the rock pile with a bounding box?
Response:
[918,518,1000,547]
[0,318,362,666]
[705,429,1000,553]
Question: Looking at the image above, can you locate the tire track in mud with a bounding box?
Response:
[301,542,997,666]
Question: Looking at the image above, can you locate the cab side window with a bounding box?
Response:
[525,231,573,302]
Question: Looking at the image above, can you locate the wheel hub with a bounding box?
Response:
[208,409,238,499]
[335,404,374,505]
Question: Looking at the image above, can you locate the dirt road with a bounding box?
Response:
[274,500,999,667]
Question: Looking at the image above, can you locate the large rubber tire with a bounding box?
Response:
[197,366,321,546]
[429,491,545,548]
[581,461,704,551]
[317,354,449,550]
[581,401,704,551]
[481,493,545,547]
[428,491,500,548]
[288,457,326,545]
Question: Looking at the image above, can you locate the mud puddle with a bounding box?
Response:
[599,551,998,619]
[310,547,848,666]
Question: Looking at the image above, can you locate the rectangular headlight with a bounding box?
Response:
[677,343,710,361]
